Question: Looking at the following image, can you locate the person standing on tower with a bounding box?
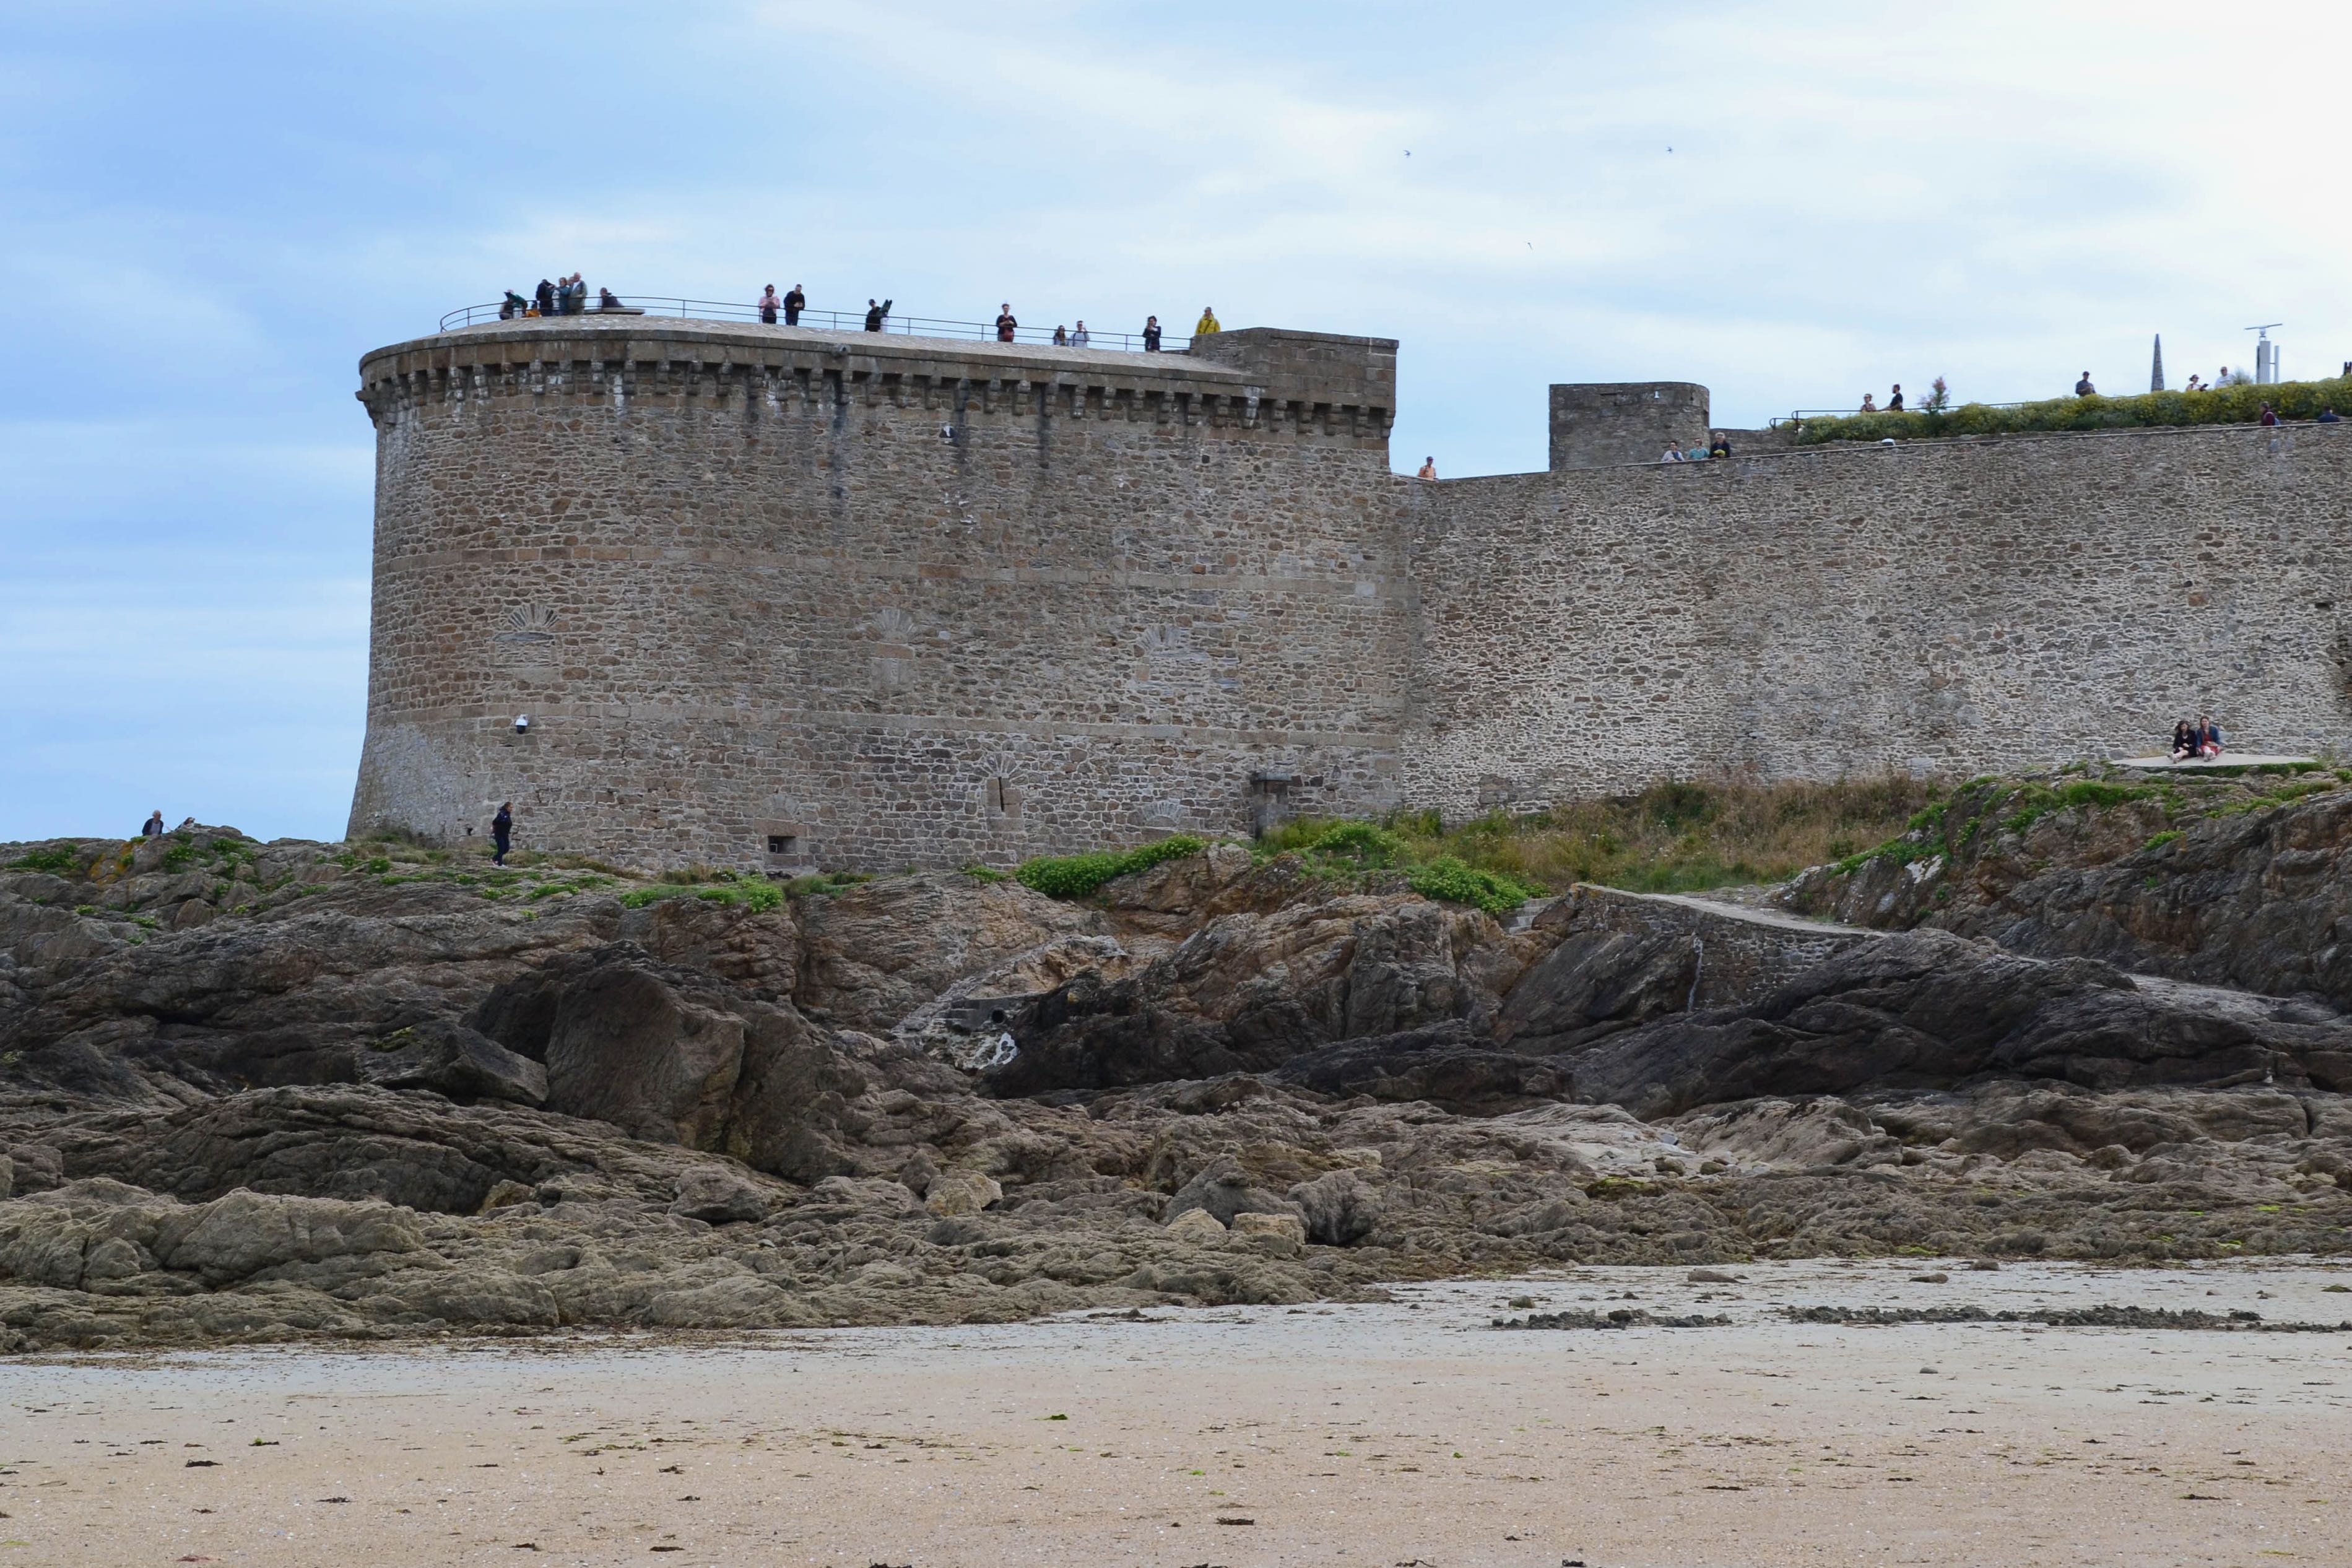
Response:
[1070,321,1090,349]
[1142,315,1162,352]
[759,285,781,325]
[1886,383,1905,412]
[490,802,513,867]
[783,284,805,326]
[865,298,892,331]
[2075,370,2097,396]
[534,277,555,318]
[996,303,1018,342]
[1194,305,1221,336]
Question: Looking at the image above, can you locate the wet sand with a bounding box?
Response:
[9,1258,2352,1567]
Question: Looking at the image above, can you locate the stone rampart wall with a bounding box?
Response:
[1405,423,2352,813]
[350,320,1407,871]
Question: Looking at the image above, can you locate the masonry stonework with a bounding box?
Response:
[350,315,2352,871]
[1548,381,1711,470]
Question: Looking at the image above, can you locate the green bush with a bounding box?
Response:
[1299,821,1408,871]
[6,844,79,875]
[1406,855,1540,916]
[1015,834,1205,899]
[1794,375,2352,446]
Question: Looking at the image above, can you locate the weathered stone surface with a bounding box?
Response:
[796,874,1110,1030]
[922,1169,1003,1217]
[354,1016,547,1105]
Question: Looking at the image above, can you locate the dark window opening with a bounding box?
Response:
[766,834,797,856]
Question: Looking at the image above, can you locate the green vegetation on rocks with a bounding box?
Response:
[1015,834,1206,898]
[1794,374,2352,446]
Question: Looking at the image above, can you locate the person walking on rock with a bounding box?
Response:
[783,284,805,326]
[996,304,1018,343]
[759,285,781,325]
[1194,305,1221,336]
[491,802,513,867]
[1142,314,1162,352]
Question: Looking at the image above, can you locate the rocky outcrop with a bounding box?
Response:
[9,823,2352,1351]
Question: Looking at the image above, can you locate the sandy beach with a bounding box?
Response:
[7,1257,2350,1567]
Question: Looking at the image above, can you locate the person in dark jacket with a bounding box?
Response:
[534,279,555,316]
[864,298,892,332]
[2169,719,2198,761]
[995,304,1017,342]
[1142,315,1161,352]
[783,285,805,326]
[491,802,513,866]
[141,810,165,839]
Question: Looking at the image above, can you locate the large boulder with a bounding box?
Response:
[795,872,1109,1030]
[354,1016,547,1105]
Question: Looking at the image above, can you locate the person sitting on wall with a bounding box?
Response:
[1708,431,1732,459]
[2320,407,2343,423]
[2170,719,2199,761]
[1859,392,1877,412]
[783,284,805,326]
[866,298,892,332]
[1887,383,1905,412]
[1142,315,1163,352]
[1417,456,1438,479]
[1194,305,1221,336]
[2075,371,2097,396]
[499,290,528,320]
[2198,714,2226,760]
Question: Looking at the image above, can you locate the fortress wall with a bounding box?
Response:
[1404,423,2352,814]
[350,321,1406,871]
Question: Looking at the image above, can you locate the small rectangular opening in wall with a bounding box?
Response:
[766,834,797,857]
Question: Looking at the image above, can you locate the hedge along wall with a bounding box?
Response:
[1795,375,2352,446]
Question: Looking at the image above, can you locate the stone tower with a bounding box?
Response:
[349,318,1405,873]
[1548,382,1710,469]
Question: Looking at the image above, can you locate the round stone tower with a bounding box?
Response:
[348,317,1407,873]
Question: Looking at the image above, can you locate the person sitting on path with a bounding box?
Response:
[1887,383,1905,412]
[1194,305,1221,336]
[1070,321,1090,349]
[2170,719,2198,761]
[2198,715,2226,760]
[759,285,781,325]
[1417,456,1437,479]
[2075,371,2097,396]
[783,285,805,326]
[491,802,513,867]
[141,810,164,839]
[1142,315,1162,352]
[865,298,892,332]
[995,303,1017,342]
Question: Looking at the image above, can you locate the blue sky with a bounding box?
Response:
[6,1,2349,842]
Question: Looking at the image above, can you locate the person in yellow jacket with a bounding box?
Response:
[1194,305,1221,336]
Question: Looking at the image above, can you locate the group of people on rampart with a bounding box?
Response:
[1659,432,1734,464]
[495,277,1220,353]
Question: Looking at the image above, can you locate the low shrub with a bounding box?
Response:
[6,844,80,875]
[1405,855,1542,916]
[1794,374,2352,447]
[1015,834,1205,899]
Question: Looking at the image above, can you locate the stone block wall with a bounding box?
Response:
[349,319,1407,872]
[1548,382,1711,469]
[1405,422,2352,816]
